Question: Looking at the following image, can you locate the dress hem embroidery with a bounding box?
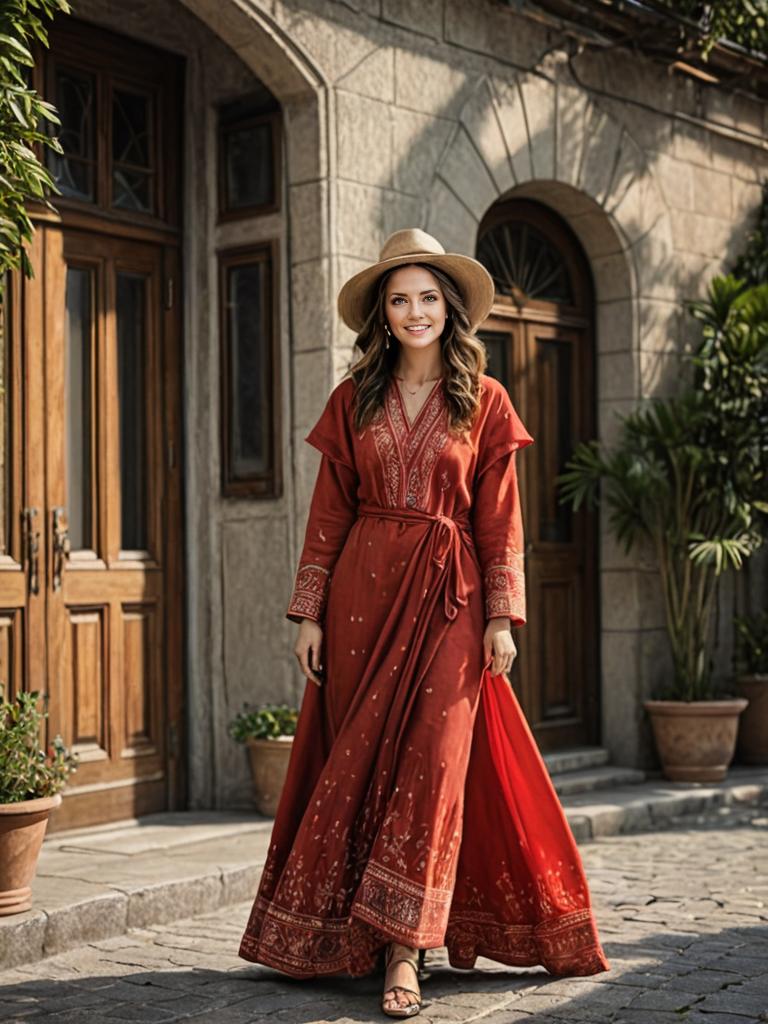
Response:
[239,895,608,979]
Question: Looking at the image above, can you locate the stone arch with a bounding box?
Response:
[425,72,679,423]
[180,0,333,267]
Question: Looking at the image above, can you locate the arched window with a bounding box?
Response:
[477,219,573,305]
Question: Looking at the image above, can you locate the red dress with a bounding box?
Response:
[238,372,609,978]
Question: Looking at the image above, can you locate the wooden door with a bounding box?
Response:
[33,226,181,830]
[0,261,46,710]
[0,16,187,830]
[477,199,599,751]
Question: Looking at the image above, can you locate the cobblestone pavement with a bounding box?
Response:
[1,804,766,1024]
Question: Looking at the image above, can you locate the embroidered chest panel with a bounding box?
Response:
[370,380,449,509]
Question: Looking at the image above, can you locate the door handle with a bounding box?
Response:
[52,506,71,592]
[23,507,40,596]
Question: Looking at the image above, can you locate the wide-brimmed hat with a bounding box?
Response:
[337,228,495,335]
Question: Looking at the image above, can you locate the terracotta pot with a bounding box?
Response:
[0,793,62,916]
[644,699,748,782]
[734,674,768,765]
[246,737,294,816]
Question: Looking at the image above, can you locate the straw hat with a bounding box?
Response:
[337,228,495,335]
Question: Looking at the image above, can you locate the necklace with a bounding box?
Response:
[394,373,442,396]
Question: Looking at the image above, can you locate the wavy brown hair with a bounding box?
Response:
[345,262,488,441]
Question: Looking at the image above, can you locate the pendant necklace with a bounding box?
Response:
[394,374,442,396]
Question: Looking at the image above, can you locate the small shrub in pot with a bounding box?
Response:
[0,689,78,914]
[733,611,768,764]
[229,703,298,816]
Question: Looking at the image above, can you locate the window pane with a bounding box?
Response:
[112,89,153,212]
[477,221,573,305]
[227,260,270,478]
[478,330,509,386]
[0,276,12,554]
[536,338,573,543]
[49,67,95,201]
[223,120,274,211]
[116,274,148,549]
[65,267,94,550]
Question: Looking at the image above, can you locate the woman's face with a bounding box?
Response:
[384,264,448,352]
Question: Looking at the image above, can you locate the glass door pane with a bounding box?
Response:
[65,266,94,551]
[116,273,148,551]
[478,329,509,388]
[534,335,574,544]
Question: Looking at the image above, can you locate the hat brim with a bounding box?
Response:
[337,251,496,335]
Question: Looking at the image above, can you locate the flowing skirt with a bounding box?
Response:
[238,508,609,978]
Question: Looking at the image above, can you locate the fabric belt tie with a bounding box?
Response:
[356,501,471,621]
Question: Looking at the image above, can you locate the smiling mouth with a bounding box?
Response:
[404,325,431,333]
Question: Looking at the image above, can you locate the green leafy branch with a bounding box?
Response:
[0,0,70,281]
[0,688,78,803]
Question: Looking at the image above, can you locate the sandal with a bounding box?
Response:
[381,942,426,1018]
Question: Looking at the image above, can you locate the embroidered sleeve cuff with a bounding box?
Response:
[286,563,331,624]
[483,557,526,625]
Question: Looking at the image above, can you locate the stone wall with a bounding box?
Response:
[261,0,765,770]
[68,0,767,803]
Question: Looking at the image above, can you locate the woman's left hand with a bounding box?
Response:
[483,616,517,678]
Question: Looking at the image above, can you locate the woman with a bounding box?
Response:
[238,229,610,1017]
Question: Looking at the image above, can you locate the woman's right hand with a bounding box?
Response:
[294,619,324,687]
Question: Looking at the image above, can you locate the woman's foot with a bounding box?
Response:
[382,942,422,1017]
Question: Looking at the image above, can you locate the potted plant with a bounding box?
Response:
[0,689,78,915]
[229,702,298,816]
[733,610,768,764]
[558,276,768,782]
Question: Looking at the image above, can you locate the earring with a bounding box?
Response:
[384,323,391,350]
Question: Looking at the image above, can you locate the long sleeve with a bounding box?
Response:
[286,378,359,624]
[286,455,359,623]
[471,380,534,627]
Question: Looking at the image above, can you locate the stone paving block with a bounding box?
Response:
[43,890,129,956]
[629,987,705,1011]
[614,1012,686,1024]
[125,876,224,931]
[685,1014,765,1024]
[698,990,768,1016]
[0,912,46,970]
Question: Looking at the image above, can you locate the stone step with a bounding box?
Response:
[562,767,768,842]
[2,769,767,972]
[543,746,610,775]
[552,764,646,796]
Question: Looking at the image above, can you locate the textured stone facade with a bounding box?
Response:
[70,0,767,802]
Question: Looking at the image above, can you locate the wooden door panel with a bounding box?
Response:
[121,599,163,759]
[42,227,172,829]
[67,605,109,762]
[480,316,598,750]
[0,610,25,704]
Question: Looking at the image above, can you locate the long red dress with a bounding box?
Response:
[238,371,609,979]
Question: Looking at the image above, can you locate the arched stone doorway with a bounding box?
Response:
[476,197,599,751]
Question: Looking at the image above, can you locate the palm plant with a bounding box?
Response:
[558,276,768,702]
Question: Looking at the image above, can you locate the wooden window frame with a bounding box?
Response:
[478,198,592,322]
[217,110,282,221]
[36,17,183,232]
[218,241,282,499]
